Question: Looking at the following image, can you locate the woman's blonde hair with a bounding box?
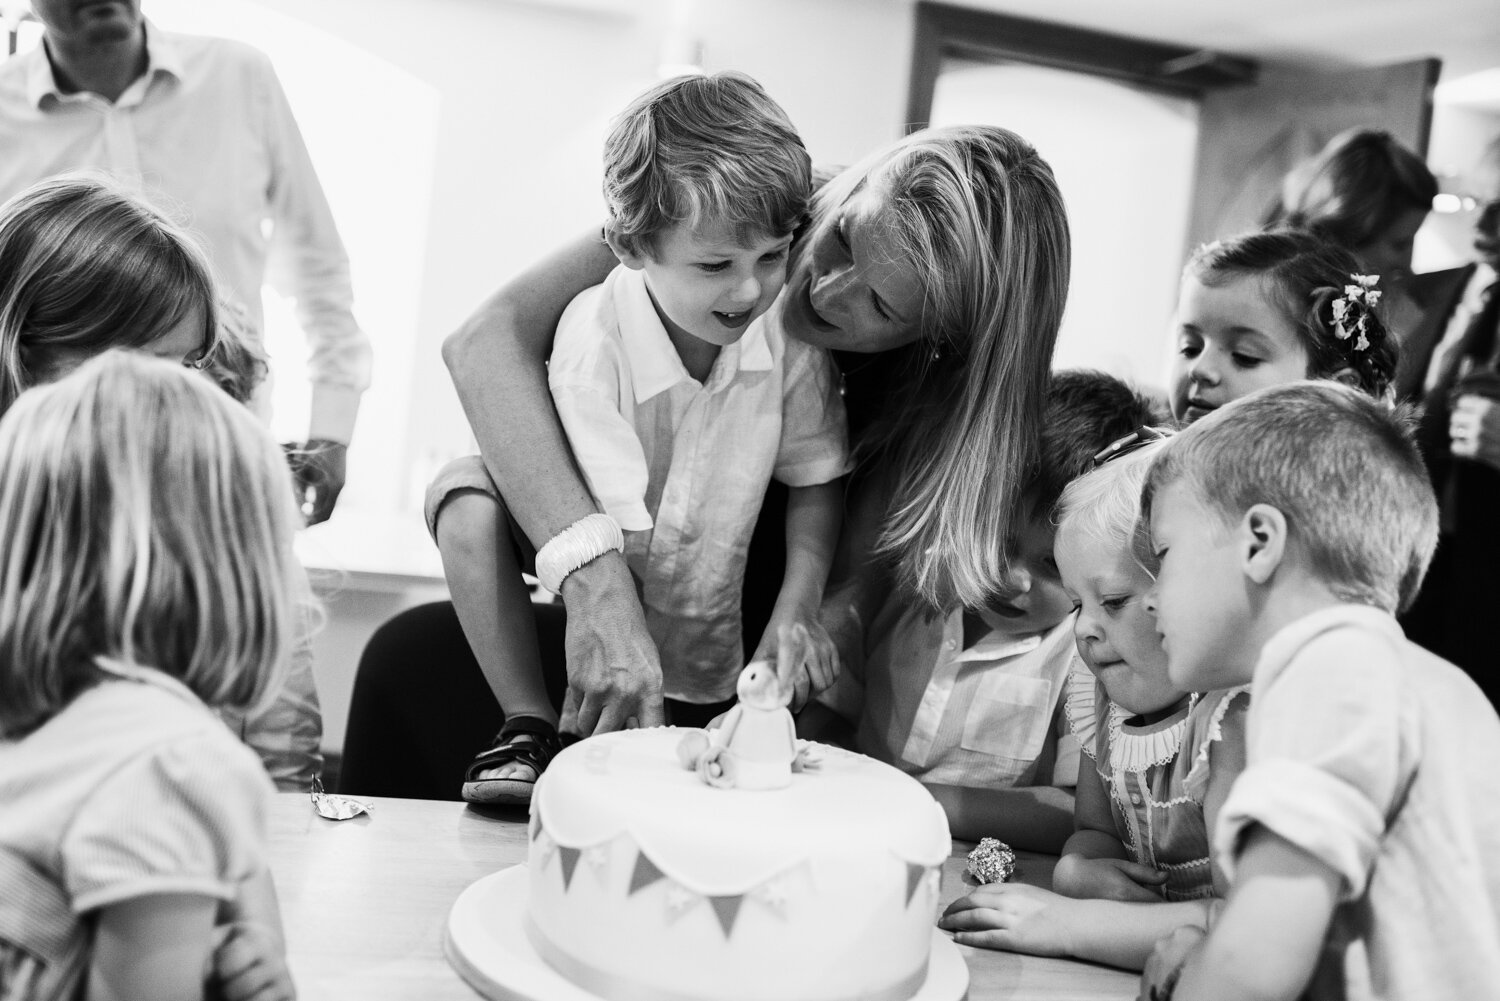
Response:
[0,173,221,416]
[0,352,304,737]
[818,125,1070,608]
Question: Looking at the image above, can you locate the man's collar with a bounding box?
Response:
[30,19,182,109]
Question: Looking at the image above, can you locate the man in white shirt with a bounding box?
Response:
[0,0,373,523]
[1398,136,1500,698]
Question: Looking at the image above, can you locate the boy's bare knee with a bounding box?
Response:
[434,490,508,559]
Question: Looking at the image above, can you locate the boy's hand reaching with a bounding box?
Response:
[1054,854,1168,903]
[755,620,839,712]
[208,922,295,1001]
[938,883,1079,956]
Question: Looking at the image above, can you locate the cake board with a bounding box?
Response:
[445,865,969,1001]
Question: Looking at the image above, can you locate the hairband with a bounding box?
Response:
[1091,425,1170,469]
[1331,274,1381,352]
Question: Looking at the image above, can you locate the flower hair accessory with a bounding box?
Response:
[1330,274,1382,352]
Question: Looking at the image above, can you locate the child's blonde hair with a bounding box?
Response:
[818,126,1069,608]
[0,174,221,416]
[603,71,810,257]
[1056,437,1171,556]
[0,352,304,738]
[1183,230,1399,397]
[1141,382,1437,614]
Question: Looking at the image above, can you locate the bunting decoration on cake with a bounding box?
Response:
[629,851,667,895]
[751,877,789,918]
[557,845,583,891]
[903,860,941,907]
[708,895,746,936]
[538,831,940,941]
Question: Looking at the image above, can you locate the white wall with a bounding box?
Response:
[931,59,1197,394]
[143,0,916,520]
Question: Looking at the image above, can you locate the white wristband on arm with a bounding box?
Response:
[535,513,625,594]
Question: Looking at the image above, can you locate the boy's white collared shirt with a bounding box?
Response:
[821,606,1079,790]
[549,266,849,703]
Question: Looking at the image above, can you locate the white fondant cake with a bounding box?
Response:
[524,727,952,1001]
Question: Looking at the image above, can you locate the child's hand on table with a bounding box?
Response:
[938,883,1081,956]
[208,921,295,1001]
[1139,924,1204,1001]
[1054,854,1168,903]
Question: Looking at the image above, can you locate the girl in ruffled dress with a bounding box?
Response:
[940,436,1247,969]
[1051,438,1249,905]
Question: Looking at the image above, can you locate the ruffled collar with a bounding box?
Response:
[1109,695,1196,772]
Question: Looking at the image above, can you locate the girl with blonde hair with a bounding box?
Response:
[0,352,301,1001]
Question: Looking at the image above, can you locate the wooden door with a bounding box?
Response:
[1187,58,1441,249]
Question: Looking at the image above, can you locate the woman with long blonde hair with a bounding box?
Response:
[345,125,1070,798]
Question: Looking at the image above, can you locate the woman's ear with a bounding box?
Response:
[603,226,645,270]
[1237,503,1288,585]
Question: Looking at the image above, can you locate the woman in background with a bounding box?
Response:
[1267,127,1437,342]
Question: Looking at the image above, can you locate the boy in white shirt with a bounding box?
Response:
[431,72,847,804]
[1138,382,1500,1001]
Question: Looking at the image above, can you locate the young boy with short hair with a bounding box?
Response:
[804,370,1164,850]
[1138,381,1500,1001]
[430,72,848,804]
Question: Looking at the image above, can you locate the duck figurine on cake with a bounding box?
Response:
[677,634,822,791]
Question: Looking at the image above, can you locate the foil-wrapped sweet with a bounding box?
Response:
[310,775,372,821]
[965,837,1016,884]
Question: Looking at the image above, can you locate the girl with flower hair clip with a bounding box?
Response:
[1169,229,1400,426]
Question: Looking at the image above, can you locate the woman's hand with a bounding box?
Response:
[938,883,1079,956]
[1053,854,1168,903]
[754,619,839,712]
[558,557,666,734]
[1138,925,1205,1001]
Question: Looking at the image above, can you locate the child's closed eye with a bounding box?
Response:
[1101,595,1133,613]
[696,261,731,273]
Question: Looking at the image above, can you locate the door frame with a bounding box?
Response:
[905,1,1257,132]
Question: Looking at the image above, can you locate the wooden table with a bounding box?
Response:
[269,793,1138,1000]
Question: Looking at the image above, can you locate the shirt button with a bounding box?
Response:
[1130,793,1142,806]
[944,639,957,651]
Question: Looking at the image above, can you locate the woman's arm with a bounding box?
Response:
[89,894,219,1001]
[442,231,665,733]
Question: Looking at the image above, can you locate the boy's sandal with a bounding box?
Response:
[461,716,569,806]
